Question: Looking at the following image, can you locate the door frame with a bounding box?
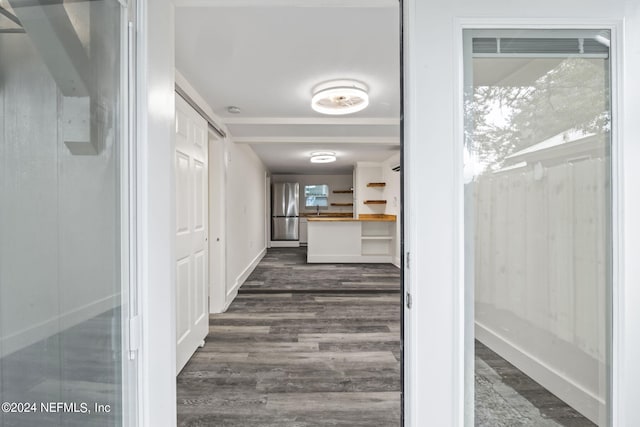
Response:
[135,1,640,426]
[135,0,177,426]
[457,21,622,426]
[208,128,227,313]
[403,8,640,427]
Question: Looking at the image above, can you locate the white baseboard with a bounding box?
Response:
[223,289,238,312]
[476,322,604,425]
[393,256,401,268]
[224,248,267,309]
[269,241,300,247]
[0,294,120,358]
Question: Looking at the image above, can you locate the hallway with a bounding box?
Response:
[176,248,402,426]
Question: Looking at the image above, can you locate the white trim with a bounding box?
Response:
[121,6,138,426]
[455,19,623,427]
[476,322,605,424]
[265,174,271,251]
[402,0,417,423]
[455,17,625,28]
[175,0,397,8]
[608,22,625,427]
[269,240,301,247]
[611,13,640,427]
[227,248,267,298]
[233,136,399,145]
[208,129,227,314]
[137,0,176,426]
[224,116,399,126]
[0,294,120,358]
[405,10,635,427]
[393,256,401,268]
[223,290,238,311]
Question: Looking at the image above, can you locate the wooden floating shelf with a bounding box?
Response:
[363,200,387,205]
[330,203,354,206]
[367,182,386,187]
[333,190,353,194]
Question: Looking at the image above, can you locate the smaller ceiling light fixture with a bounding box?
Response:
[227,106,241,114]
[310,151,337,163]
[311,80,369,115]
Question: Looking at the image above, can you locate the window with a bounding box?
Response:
[463,29,611,425]
[304,184,329,207]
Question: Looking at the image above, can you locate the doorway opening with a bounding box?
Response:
[173,2,404,425]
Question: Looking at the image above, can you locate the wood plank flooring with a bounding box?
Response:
[177,248,401,426]
[177,292,402,426]
[475,341,596,427]
[240,247,401,293]
[177,247,594,426]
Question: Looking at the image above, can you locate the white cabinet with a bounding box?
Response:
[307,219,395,263]
[361,221,393,257]
[299,218,308,244]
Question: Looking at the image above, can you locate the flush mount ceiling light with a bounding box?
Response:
[311,80,369,115]
[310,151,337,163]
[227,106,241,114]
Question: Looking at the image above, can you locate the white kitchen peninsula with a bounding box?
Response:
[306,215,396,263]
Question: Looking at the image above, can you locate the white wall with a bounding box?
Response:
[382,154,401,267]
[224,141,268,302]
[355,162,386,216]
[404,1,640,426]
[272,174,354,215]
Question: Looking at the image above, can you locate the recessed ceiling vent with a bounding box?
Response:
[311,80,369,115]
[472,36,609,57]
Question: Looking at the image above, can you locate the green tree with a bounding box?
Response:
[467,57,609,170]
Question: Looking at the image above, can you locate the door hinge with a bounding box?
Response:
[406,252,410,269]
[128,314,140,360]
[406,292,412,309]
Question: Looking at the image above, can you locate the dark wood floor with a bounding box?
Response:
[177,248,401,426]
[475,341,596,427]
[177,247,594,427]
[240,247,401,293]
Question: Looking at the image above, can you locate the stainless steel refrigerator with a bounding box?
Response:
[271,182,299,240]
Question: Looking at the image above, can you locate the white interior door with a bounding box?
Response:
[175,94,209,374]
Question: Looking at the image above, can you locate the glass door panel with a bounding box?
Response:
[463,29,611,427]
[0,1,130,426]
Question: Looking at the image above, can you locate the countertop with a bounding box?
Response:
[307,214,396,222]
[300,212,353,218]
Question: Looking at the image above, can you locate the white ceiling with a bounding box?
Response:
[175,2,401,174]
